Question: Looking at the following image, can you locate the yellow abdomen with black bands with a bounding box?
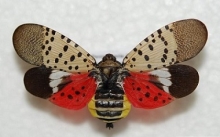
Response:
[88,95,131,124]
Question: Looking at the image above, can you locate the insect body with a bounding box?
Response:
[13,19,207,129]
[88,55,131,128]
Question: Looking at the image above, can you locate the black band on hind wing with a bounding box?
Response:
[168,64,199,98]
[24,66,53,99]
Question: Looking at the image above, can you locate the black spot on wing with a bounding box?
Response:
[63,45,68,52]
[145,92,150,98]
[67,38,71,43]
[148,44,153,51]
[157,29,162,34]
[59,53,63,58]
[144,55,149,61]
[51,30,56,35]
[138,50,142,55]
[144,38,149,42]
[165,25,169,30]
[61,35,65,39]
[50,37,54,42]
[68,94,73,99]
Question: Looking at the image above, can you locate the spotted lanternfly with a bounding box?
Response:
[13,19,207,129]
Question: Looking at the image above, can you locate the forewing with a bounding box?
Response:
[13,24,96,73]
[123,65,199,109]
[123,19,207,72]
[24,66,97,110]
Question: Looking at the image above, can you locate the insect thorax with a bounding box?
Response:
[88,54,131,129]
[97,53,122,77]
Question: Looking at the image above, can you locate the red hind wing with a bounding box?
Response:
[123,65,199,109]
[24,66,97,110]
[49,73,96,110]
[124,72,174,109]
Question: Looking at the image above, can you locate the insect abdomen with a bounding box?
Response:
[88,92,131,124]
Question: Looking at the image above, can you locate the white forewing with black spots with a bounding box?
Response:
[13,24,96,73]
[123,19,207,72]
[42,26,96,72]
[123,24,177,71]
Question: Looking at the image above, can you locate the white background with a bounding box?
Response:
[0,0,219,137]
